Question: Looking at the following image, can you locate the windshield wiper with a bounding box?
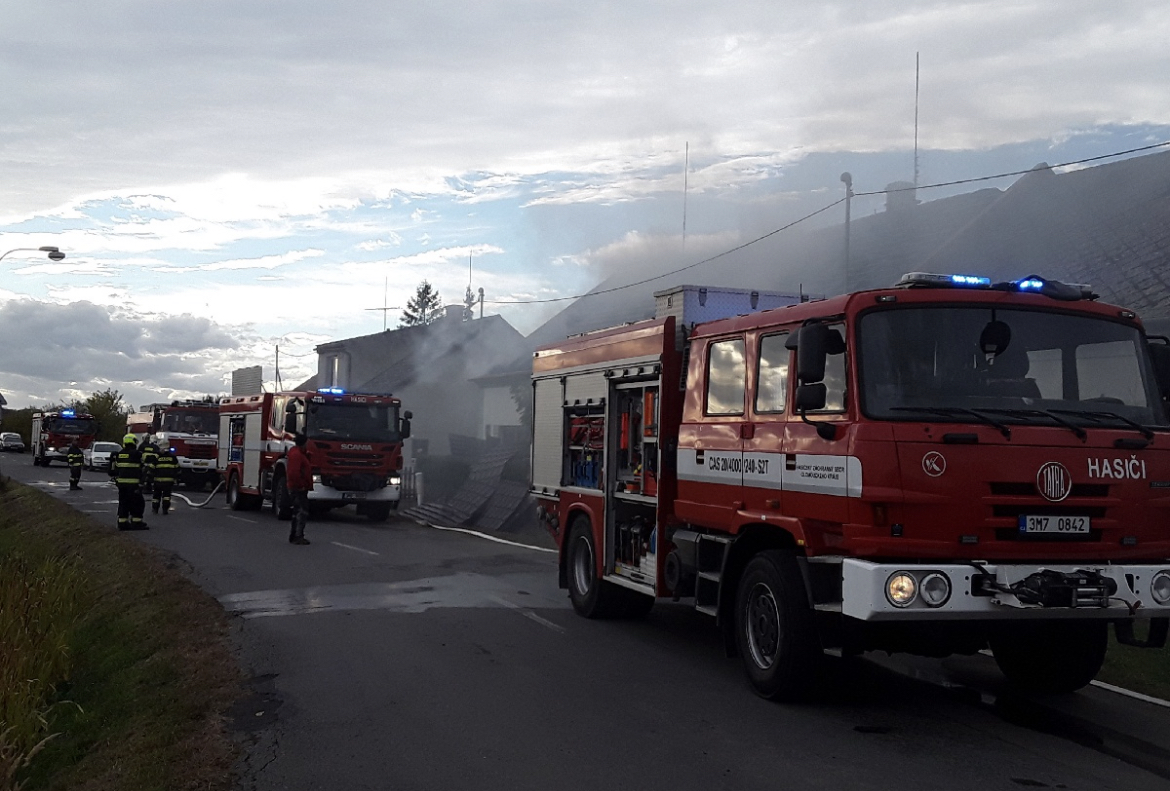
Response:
[978,408,1088,441]
[889,406,1012,439]
[1047,409,1155,440]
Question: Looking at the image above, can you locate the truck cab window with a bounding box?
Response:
[755,333,790,413]
[706,338,746,415]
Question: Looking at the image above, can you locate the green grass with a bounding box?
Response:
[1099,628,1170,701]
[0,479,241,791]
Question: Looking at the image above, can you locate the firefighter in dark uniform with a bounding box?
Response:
[139,435,161,494]
[112,434,148,530]
[66,441,84,489]
[152,446,180,515]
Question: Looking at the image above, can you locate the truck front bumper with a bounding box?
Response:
[837,559,1170,621]
[308,482,401,504]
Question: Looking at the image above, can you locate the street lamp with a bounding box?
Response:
[0,246,66,263]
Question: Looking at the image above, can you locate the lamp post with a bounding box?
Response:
[0,246,66,263]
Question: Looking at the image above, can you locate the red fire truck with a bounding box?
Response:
[217,388,412,522]
[127,399,220,488]
[531,275,1170,699]
[30,409,98,467]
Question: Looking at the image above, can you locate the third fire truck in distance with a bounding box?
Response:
[30,409,98,466]
[127,399,220,488]
[217,388,412,522]
[531,275,1170,699]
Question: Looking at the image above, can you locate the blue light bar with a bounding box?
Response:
[317,387,345,395]
[61,409,75,417]
[950,274,992,287]
[1016,278,1045,291]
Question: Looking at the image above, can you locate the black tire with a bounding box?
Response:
[272,474,292,520]
[365,503,392,522]
[566,518,624,618]
[990,620,1108,694]
[227,473,246,511]
[734,550,822,701]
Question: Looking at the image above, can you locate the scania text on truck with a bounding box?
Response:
[531,275,1170,699]
[127,400,220,488]
[217,388,412,522]
[30,409,98,467]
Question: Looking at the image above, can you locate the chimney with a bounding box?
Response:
[444,304,464,321]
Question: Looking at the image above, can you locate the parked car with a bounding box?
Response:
[0,432,26,452]
[83,441,121,471]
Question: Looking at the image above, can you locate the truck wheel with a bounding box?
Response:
[272,474,292,520]
[734,550,821,701]
[990,621,1108,694]
[566,518,623,619]
[366,503,392,522]
[227,473,245,511]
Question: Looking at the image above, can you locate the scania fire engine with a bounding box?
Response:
[531,275,1170,699]
[30,409,98,467]
[217,388,412,522]
[127,399,220,488]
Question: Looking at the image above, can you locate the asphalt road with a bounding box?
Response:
[6,456,1169,791]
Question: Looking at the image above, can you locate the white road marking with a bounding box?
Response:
[330,541,380,556]
[426,523,556,553]
[490,594,565,633]
[226,515,257,524]
[1090,680,1170,708]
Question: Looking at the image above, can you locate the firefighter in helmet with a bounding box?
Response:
[66,440,85,490]
[139,434,161,491]
[152,445,180,515]
[112,434,148,530]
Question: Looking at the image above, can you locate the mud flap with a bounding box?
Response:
[1114,618,1169,648]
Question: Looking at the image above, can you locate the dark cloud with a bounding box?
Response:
[0,300,242,405]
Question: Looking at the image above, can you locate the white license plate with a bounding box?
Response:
[192,460,209,467]
[1018,515,1091,534]
[341,492,367,501]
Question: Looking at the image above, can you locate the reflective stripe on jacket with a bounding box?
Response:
[140,443,160,470]
[112,450,143,485]
[153,454,180,483]
[67,449,84,467]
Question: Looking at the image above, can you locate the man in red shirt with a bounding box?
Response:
[286,433,313,545]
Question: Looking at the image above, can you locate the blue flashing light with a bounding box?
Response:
[317,387,345,395]
[61,409,75,417]
[949,274,992,287]
[1016,278,1045,291]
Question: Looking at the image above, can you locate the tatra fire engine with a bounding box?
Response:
[127,400,220,488]
[531,275,1170,699]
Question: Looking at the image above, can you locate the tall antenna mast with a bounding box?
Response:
[682,141,689,248]
[364,276,400,330]
[914,51,920,188]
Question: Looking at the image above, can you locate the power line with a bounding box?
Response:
[485,138,1170,307]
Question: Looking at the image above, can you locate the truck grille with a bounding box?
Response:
[989,482,1109,498]
[184,444,217,459]
[323,473,385,492]
[987,481,1110,542]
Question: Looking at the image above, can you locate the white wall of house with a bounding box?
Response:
[481,385,521,440]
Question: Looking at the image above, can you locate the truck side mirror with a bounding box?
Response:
[284,414,297,434]
[400,411,412,439]
[795,323,831,384]
[795,383,828,412]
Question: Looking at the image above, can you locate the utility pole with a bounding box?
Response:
[840,172,854,294]
[365,276,401,330]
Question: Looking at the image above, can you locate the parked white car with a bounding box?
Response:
[1,432,26,452]
[83,441,121,471]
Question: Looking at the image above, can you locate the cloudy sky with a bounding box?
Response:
[2,1,1169,410]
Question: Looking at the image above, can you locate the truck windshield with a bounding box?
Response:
[305,402,401,442]
[46,417,98,435]
[858,306,1167,428]
[161,409,218,435]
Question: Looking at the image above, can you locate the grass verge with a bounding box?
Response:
[0,479,242,791]
[1099,628,1170,701]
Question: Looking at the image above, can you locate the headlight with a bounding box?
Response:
[48,446,57,452]
[919,573,952,607]
[886,572,917,607]
[387,475,401,486]
[311,474,322,484]
[1152,571,1170,606]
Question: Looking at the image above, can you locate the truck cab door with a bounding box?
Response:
[677,335,748,530]
[782,323,859,528]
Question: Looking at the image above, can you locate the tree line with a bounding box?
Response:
[0,388,130,443]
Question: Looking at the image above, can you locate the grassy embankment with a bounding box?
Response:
[0,479,241,791]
